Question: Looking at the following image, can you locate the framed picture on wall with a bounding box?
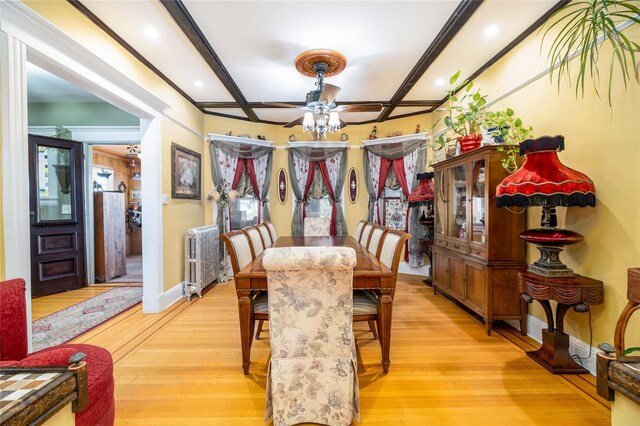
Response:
[171,143,201,199]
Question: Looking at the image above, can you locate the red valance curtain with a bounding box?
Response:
[301,161,338,236]
[232,158,263,222]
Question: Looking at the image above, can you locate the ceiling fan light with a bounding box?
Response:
[329,111,340,130]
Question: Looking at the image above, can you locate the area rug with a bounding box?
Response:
[32,287,143,352]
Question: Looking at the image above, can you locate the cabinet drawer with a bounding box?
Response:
[447,240,467,253]
[470,248,487,258]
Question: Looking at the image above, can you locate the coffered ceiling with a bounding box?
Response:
[71,0,566,125]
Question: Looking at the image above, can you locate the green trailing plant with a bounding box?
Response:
[543,0,640,106]
[430,70,488,154]
[622,346,640,356]
[483,108,533,173]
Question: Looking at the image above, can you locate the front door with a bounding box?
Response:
[29,135,86,297]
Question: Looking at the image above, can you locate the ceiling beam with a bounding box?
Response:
[377,0,484,122]
[197,100,442,109]
[67,0,201,111]
[159,0,259,122]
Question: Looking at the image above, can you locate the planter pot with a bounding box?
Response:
[458,134,483,154]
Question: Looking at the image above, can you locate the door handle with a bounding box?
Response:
[30,211,35,224]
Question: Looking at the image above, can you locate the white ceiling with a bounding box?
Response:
[63,1,560,124]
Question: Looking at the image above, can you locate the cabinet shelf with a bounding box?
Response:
[432,145,526,335]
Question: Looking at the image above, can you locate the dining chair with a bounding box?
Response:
[242,225,265,256]
[303,216,331,236]
[353,229,412,342]
[359,222,374,246]
[263,246,360,426]
[256,223,273,248]
[354,220,367,241]
[264,221,278,242]
[367,225,387,256]
[220,230,268,341]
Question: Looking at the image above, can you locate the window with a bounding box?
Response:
[305,196,333,218]
[229,197,259,231]
[383,188,408,230]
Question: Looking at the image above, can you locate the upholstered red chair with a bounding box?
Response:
[0,278,115,426]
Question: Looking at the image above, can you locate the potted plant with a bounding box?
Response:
[483,108,533,173]
[432,71,488,156]
[543,0,640,106]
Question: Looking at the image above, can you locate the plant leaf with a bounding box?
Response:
[450,70,461,85]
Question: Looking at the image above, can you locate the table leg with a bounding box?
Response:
[378,292,393,374]
[538,299,555,332]
[237,291,253,375]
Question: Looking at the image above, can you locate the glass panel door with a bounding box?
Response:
[447,164,467,240]
[36,145,73,222]
[471,159,486,244]
[434,170,445,236]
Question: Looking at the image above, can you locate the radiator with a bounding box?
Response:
[184,225,220,301]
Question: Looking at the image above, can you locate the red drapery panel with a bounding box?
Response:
[317,160,337,236]
[245,158,262,222]
[391,157,411,260]
[231,159,245,190]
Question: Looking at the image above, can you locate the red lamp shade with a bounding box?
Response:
[408,172,434,207]
[496,136,595,208]
[495,136,596,277]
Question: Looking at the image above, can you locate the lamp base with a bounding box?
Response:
[528,245,575,277]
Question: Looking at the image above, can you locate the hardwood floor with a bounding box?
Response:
[32,276,610,425]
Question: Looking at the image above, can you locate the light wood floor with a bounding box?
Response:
[32,276,610,425]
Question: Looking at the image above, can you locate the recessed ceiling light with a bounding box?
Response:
[194,80,204,88]
[484,25,499,38]
[435,78,445,87]
[143,27,159,40]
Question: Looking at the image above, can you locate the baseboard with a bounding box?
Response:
[505,315,599,376]
[158,282,185,312]
[398,261,430,277]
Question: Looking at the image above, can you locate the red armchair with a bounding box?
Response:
[0,278,115,425]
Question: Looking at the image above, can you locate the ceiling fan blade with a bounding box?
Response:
[283,116,304,128]
[319,83,341,104]
[339,119,348,129]
[262,101,302,108]
[338,103,383,113]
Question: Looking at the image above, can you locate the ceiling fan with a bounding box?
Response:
[263,49,383,137]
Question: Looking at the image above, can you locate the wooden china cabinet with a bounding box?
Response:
[432,145,526,335]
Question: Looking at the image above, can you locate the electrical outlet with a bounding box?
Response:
[162,194,168,205]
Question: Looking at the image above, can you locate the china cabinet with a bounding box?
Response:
[432,145,526,334]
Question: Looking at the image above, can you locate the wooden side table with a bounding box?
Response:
[518,270,604,374]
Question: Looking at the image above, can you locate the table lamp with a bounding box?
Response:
[496,136,595,277]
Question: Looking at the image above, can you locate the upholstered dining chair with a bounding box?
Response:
[359,222,374,246]
[220,230,268,340]
[353,229,412,342]
[367,225,387,256]
[263,246,360,426]
[242,225,265,256]
[256,223,273,248]
[354,220,367,241]
[264,221,278,242]
[303,216,331,236]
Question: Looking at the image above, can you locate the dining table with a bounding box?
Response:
[234,235,395,374]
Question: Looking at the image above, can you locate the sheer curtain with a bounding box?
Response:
[288,146,348,236]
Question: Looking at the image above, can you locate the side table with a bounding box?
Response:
[518,270,604,374]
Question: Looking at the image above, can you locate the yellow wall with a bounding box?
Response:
[203,115,431,237]
[21,0,206,292]
[466,25,640,348]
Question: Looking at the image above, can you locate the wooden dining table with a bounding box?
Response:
[234,235,395,374]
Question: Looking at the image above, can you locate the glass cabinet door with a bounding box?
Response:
[471,159,486,244]
[447,164,467,240]
[434,170,445,236]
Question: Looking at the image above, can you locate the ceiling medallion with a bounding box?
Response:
[294,49,347,78]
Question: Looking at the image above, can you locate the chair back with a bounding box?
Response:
[354,220,367,241]
[0,278,28,361]
[242,226,265,256]
[359,222,374,246]
[220,230,255,276]
[378,229,412,274]
[264,221,278,242]
[367,225,387,256]
[263,246,360,425]
[256,223,272,248]
[303,216,331,237]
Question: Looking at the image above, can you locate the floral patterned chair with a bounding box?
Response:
[263,247,360,426]
[303,217,331,237]
[220,230,269,340]
[256,223,273,248]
